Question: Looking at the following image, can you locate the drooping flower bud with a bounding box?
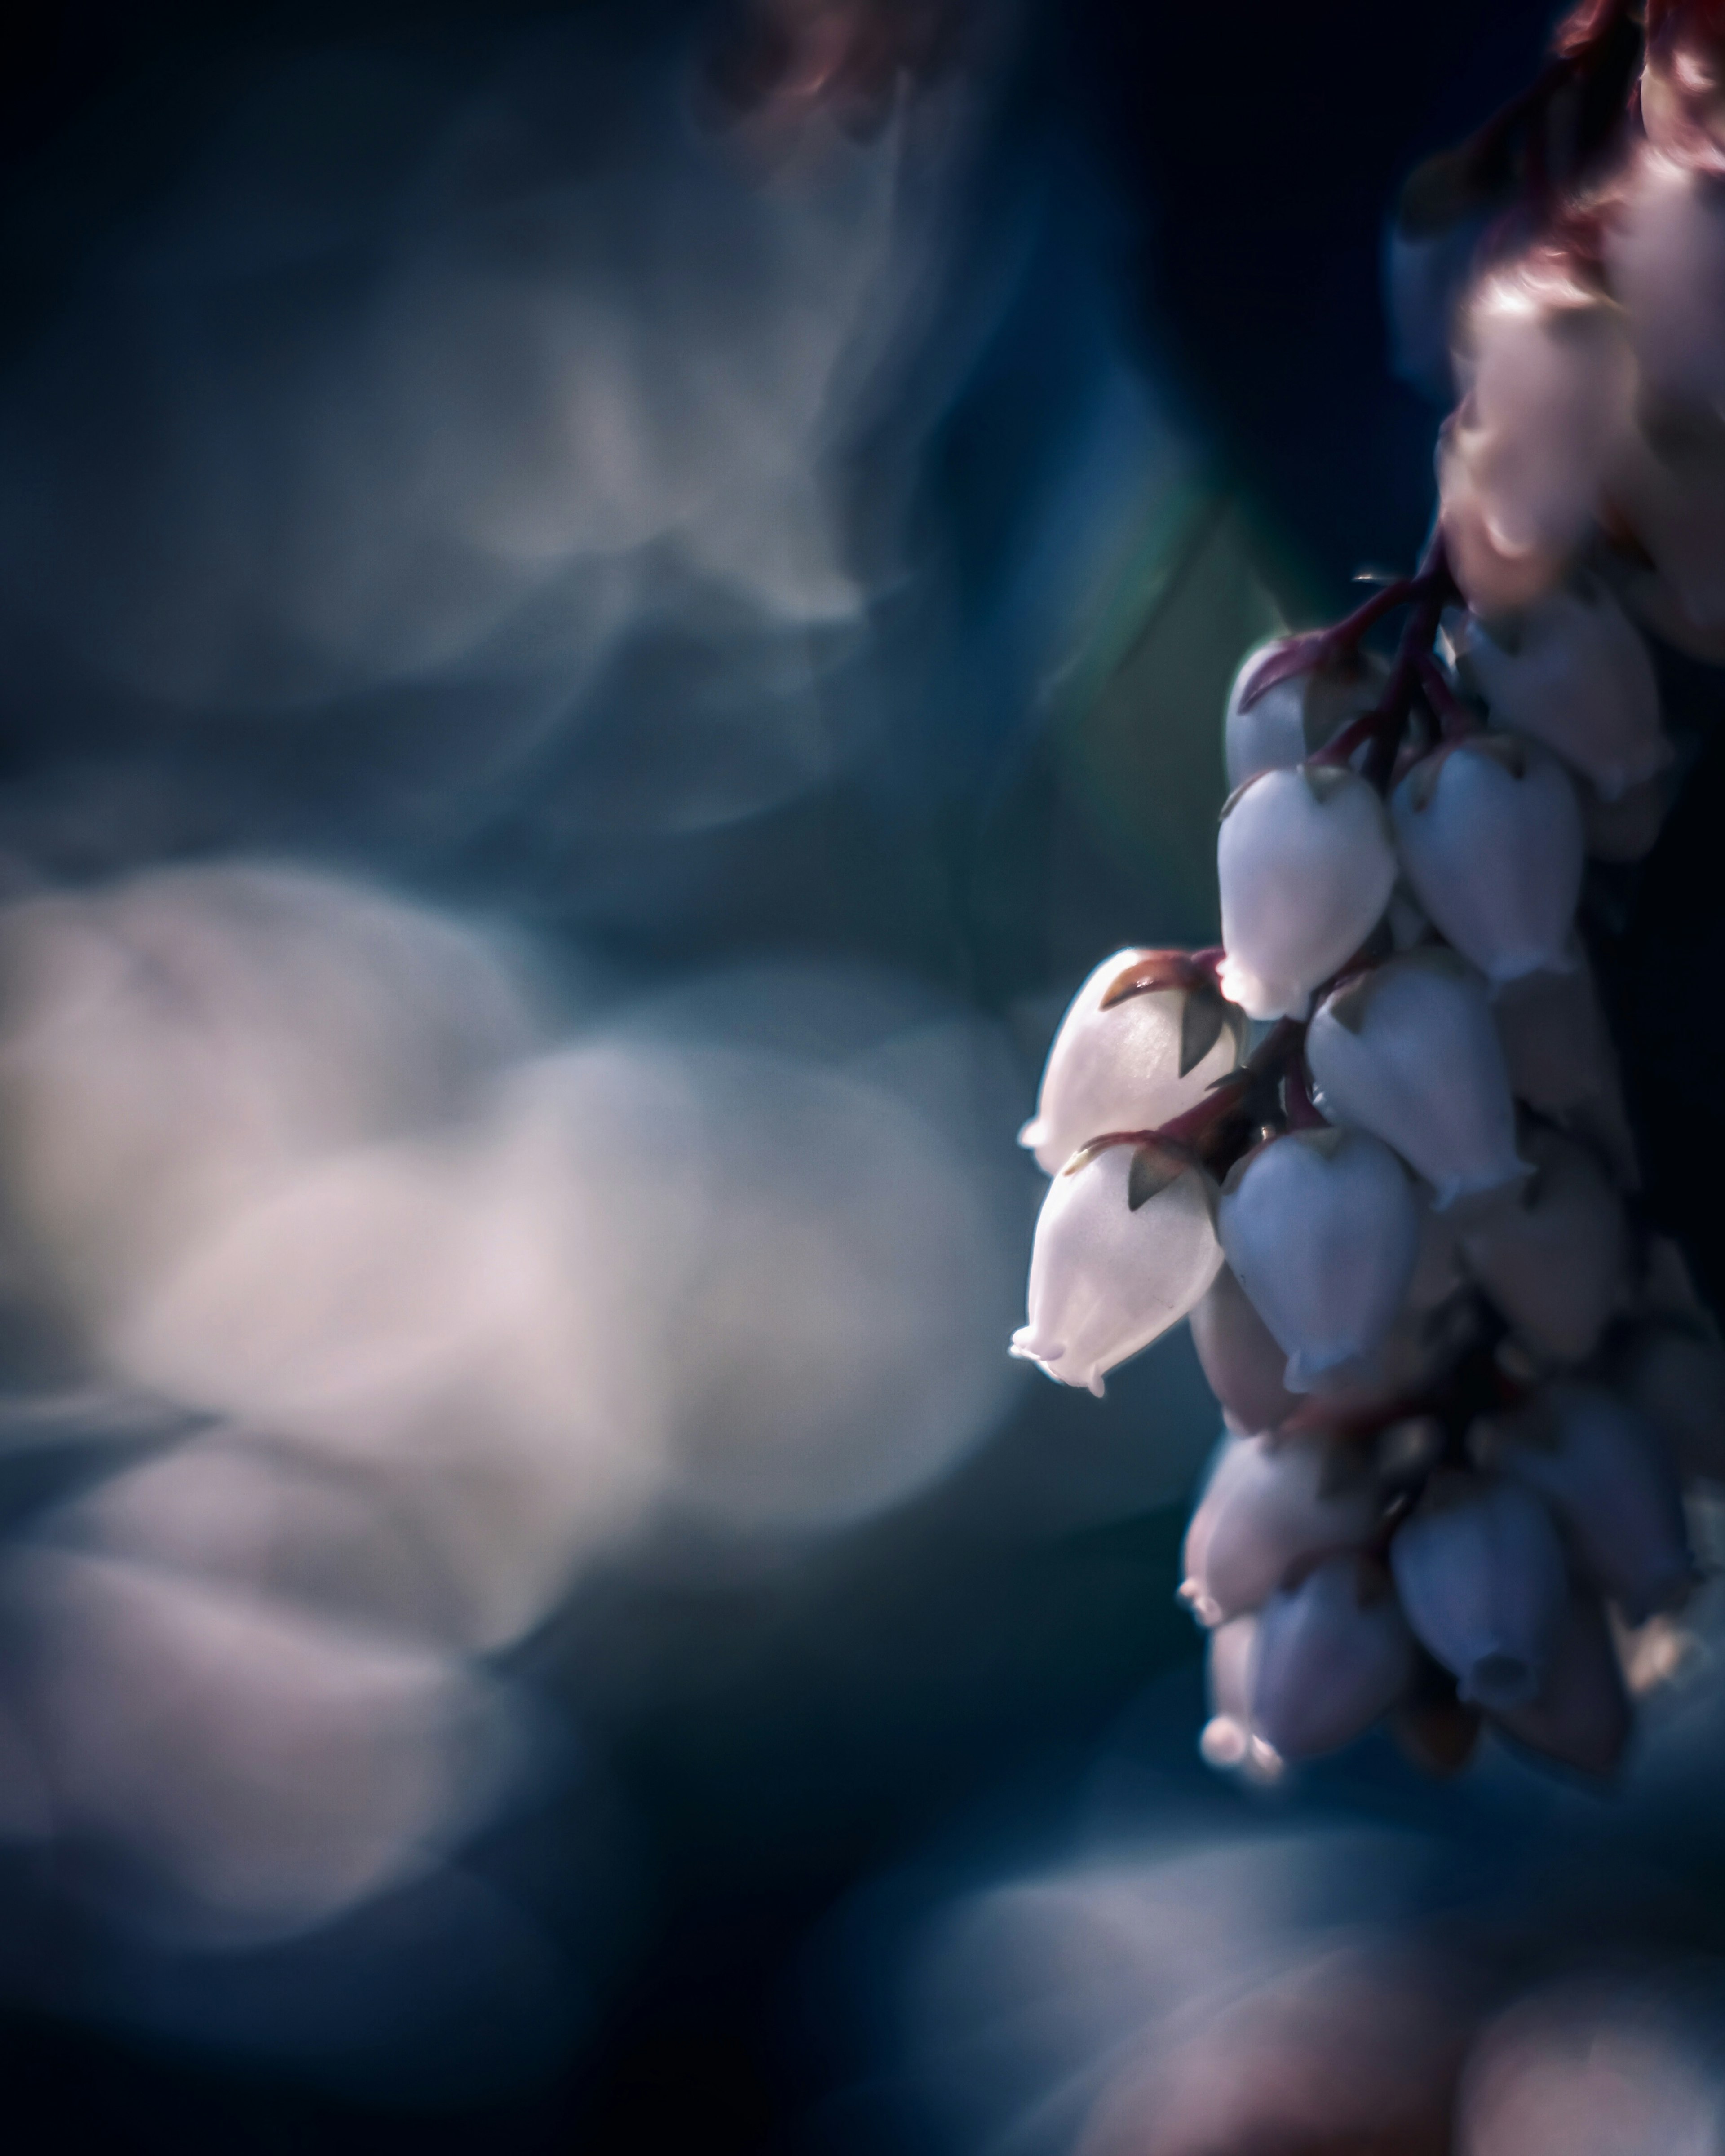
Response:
[1248,1553,1416,1761]
[1218,1128,1421,1392]
[1490,1590,1631,1776]
[1491,952,1621,1118]
[1189,1262,1300,1435]
[1458,1129,1628,1365]
[1608,389,1725,644]
[1438,257,1636,616]
[1011,1141,1223,1396]
[1619,1321,1725,1482]
[1305,950,1529,1209]
[1477,1387,1694,1622]
[1390,735,1584,985]
[1450,576,1668,803]
[1217,766,1398,1021]
[1017,951,1241,1176]
[1605,147,1725,416]
[1181,1430,1382,1627]
[1224,641,1388,791]
[1200,1611,1259,1767]
[1389,1471,1569,1710]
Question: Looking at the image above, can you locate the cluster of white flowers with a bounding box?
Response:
[1011,0,1725,1781]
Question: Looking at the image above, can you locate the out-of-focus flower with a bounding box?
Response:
[1187,1263,1300,1436]
[1217,1128,1420,1392]
[1391,735,1585,985]
[1222,640,1387,792]
[1457,1126,1629,1364]
[1451,574,1670,803]
[1606,146,1725,413]
[1180,1430,1383,1629]
[1389,1470,1570,1710]
[1216,765,1397,1021]
[1305,950,1529,1209]
[1013,1143,1223,1397]
[1248,1552,1417,1763]
[1017,952,1240,1178]
[1488,1589,1632,1773]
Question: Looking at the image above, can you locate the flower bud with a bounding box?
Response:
[1181,1430,1382,1626]
[1450,576,1668,803]
[1458,1129,1628,1365]
[1218,1128,1420,1391]
[1217,765,1398,1021]
[1438,261,1635,614]
[1619,1321,1725,1482]
[1224,641,1388,791]
[1305,950,1529,1209]
[1608,391,1725,642]
[1249,1553,1416,1760]
[1190,1262,1300,1435]
[1478,1386,1693,1622]
[1391,735,1584,985]
[1605,148,1725,415]
[1018,951,1241,1175]
[1200,1611,1259,1767]
[1389,1471,1569,1710]
[1491,954,1620,1118]
[1490,1591,1630,1776]
[1012,1141,1223,1396]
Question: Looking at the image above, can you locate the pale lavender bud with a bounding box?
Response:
[1478,1385,1693,1622]
[1200,1611,1259,1767]
[1620,1322,1725,1482]
[1011,1142,1223,1397]
[1017,951,1241,1176]
[1218,1129,1420,1391]
[1305,950,1530,1209]
[1605,148,1725,415]
[1181,1431,1382,1627]
[1217,766,1398,1022]
[1391,737,1584,985]
[1491,953,1621,1118]
[1248,1553,1416,1760]
[1451,576,1670,803]
[1458,1129,1628,1365]
[1389,1471,1569,1710]
[1490,1591,1631,1776]
[1189,1262,1300,1436]
[1224,641,1388,791]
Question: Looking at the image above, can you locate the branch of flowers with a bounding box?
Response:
[1308,533,1459,789]
[1235,568,1447,713]
[1414,650,1479,742]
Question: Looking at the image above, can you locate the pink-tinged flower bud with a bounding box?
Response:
[1218,1129,1420,1392]
[1305,950,1529,1209]
[1391,736,1584,985]
[1478,1386,1693,1622]
[1011,1142,1222,1396]
[1606,149,1725,415]
[1458,1130,1628,1365]
[1224,641,1388,791]
[1492,953,1621,1118]
[1607,392,1725,641]
[1439,263,1636,615]
[1490,1591,1631,1776]
[1451,577,1669,804]
[1200,1611,1259,1767]
[1017,951,1241,1175]
[1389,1471,1569,1710]
[1189,1263,1300,1435]
[1620,1321,1725,1481]
[1181,1431,1382,1627]
[1217,766,1398,1021]
[1248,1553,1416,1760]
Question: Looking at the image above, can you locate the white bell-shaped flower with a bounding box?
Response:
[1217,765,1398,1021]
[1477,1386,1693,1622]
[1451,576,1669,802]
[1011,1141,1222,1397]
[1305,950,1529,1208]
[1605,148,1725,416]
[1438,260,1635,615]
[1223,641,1388,791]
[1390,736,1584,985]
[1218,1128,1420,1391]
[1458,1129,1628,1365]
[1389,1471,1569,1710]
[1491,951,1620,1117]
[1180,1430,1381,1627]
[1189,1263,1300,1435]
[1199,1611,1260,1768]
[1491,1590,1630,1776]
[1249,1554,1416,1761]
[1017,951,1241,1176]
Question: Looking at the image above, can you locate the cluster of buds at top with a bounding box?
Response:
[1010,0,1725,1785]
